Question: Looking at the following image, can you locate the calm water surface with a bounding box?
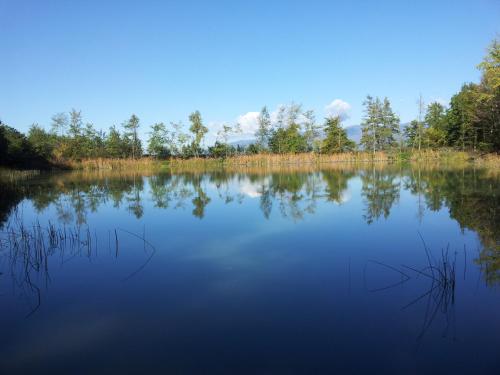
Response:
[0,166,499,373]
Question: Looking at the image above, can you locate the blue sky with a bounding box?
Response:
[1,0,499,143]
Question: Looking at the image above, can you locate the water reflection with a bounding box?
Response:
[361,168,401,224]
[1,166,499,373]
[0,166,499,286]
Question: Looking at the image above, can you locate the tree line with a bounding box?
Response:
[1,39,498,168]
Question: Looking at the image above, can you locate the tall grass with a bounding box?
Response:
[65,157,166,171]
[0,168,40,182]
[66,150,499,171]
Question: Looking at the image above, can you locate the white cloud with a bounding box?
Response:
[325,99,351,120]
[236,111,260,137]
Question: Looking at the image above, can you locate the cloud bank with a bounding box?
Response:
[325,99,351,120]
[236,111,260,137]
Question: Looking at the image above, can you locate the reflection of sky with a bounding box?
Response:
[0,171,499,372]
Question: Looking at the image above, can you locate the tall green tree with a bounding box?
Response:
[475,39,500,151]
[147,122,169,157]
[50,112,68,136]
[68,109,84,158]
[274,105,287,154]
[424,102,447,148]
[321,116,355,153]
[361,96,400,152]
[0,122,7,162]
[27,123,54,159]
[268,124,307,153]
[122,114,142,159]
[69,109,83,138]
[188,111,208,157]
[255,106,271,150]
[303,109,320,152]
[404,120,420,148]
[379,97,400,150]
[446,84,479,150]
[360,95,381,153]
[81,122,103,158]
[106,126,126,158]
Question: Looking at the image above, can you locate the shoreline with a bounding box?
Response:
[1,150,498,175]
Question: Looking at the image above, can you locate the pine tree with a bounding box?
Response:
[360,96,379,153]
[122,114,142,159]
[106,126,125,158]
[188,111,208,157]
[379,97,400,150]
[321,116,355,153]
[255,106,271,151]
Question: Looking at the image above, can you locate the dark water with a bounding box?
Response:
[0,166,499,374]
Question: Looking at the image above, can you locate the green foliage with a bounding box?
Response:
[267,103,309,154]
[303,109,320,152]
[380,98,400,149]
[189,111,208,156]
[446,83,479,150]
[122,114,142,159]
[0,122,49,168]
[269,123,307,154]
[246,143,261,154]
[0,124,7,161]
[475,39,500,151]
[404,120,420,148]
[424,102,447,148]
[147,122,170,158]
[27,124,54,159]
[361,96,400,152]
[255,106,271,150]
[105,126,127,158]
[321,116,355,153]
[208,141,235,158]
[50,112,68,135]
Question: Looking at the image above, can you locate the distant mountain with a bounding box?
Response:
[344,125,362,144]
[229,139,255,147]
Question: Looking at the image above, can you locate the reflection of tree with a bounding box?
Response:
[0,182,25,228]
[259,173,323,221]
[259,184,273,219]
[149,174,171,208]
[191,176,211,219]
[2,167,498,285]
[322,170,354,204]
[407,168,500,285]
[126,176,144,219]
[361,168,400,224]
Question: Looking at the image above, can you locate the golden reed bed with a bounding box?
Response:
[62,150,498,172]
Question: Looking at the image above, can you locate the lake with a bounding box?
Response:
[0,165,499,373]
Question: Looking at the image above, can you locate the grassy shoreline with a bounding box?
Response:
[2,150,498,176]
[66,150,499,170]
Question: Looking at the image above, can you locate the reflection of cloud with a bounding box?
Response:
[337,190,351,205]
[325,99,351,120]
[239,178,267,198]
